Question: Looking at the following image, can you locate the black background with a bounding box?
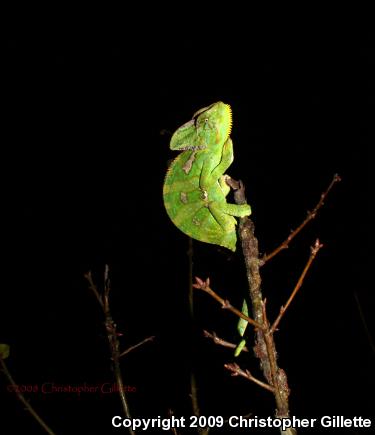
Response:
[1,12,373,434]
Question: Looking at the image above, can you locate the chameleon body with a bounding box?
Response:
[163,102,251,251]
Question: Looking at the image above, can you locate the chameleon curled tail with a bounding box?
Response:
[163,101,251,252]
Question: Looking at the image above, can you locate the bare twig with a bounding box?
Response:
[224,362,274,393]
[119,336,155,358]
[193,277,264,330]
[187,237,201,423]
[0,356,56,435]
[270,239,323,334]
[263,174,341,264]
[189,372,200,419]
[203,330,249,353]
[168,409,180,435]
[84,270,104,309]
[188,240,211,435]
[103,266,135,434]
[84,266,136,435]
[354,291,375,356]
[188,237,194,320]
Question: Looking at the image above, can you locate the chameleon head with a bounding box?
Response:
[170,101,232,150]
[194,101,232,144]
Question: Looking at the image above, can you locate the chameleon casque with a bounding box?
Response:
[163,101,251,252]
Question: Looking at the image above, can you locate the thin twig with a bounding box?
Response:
[193,277,264,330]
[119,336,155,358]
[188,237,194,320]
[168,409,180,435]
[190,373,200,419]
[84,271,104,309]
[187,237,201,422]
[354,291,375,356]
[188,241,210,435]
[263,174,341,264]
[270,239,323,334]
[203,330,249,353]
[0,356,56,435]
[224,362,274,393]
[85,266,135,435]
[103,267,135,434]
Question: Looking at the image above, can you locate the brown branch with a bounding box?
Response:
[270,240,323,334]
[84,266,136,435]
[119,336,155,358]
[187,240,209,435]
[203,330,249,353]
[188,237,194,319]
[168,409,180,435]
[190,377,211,435]
[354,291,375,356]
[262,174,341,264]
[0,356,56,435]
[190,372,200,420]
[224,362,274,393]
[233,180,292,419]
[103,266,135,435]
[187,237,202,424]
[225,176,335,432]
[84,271,104,309]
[193,277,264,331]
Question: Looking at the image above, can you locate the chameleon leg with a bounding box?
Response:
[218,176,251,216]
[207,201,249,251]
[208,201,251,230]
[210,138,234,180]
[200,138,234,190]
[208,201,237,231]
[221,202,251,217]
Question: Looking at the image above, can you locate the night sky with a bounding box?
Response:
[1,17,372,434]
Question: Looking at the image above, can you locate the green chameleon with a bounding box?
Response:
[163,101,251,251]
[163,101,251,355]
